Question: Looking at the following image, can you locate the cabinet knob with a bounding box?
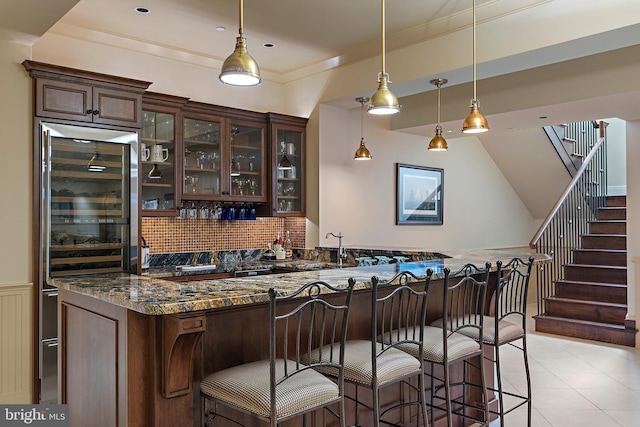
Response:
[86,109,99,115]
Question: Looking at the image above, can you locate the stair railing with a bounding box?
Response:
[529,121,608,315]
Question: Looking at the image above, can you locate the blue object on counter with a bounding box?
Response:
[355,257,375,266]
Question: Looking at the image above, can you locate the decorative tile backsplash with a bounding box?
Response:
[141,216,306,254]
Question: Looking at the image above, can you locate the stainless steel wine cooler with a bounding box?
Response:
[39,122,139,403]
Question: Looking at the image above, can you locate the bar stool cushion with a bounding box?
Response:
[200,359,340,419]
[306,340,421,388]
[431,316,524,345]
[383,326,481,364]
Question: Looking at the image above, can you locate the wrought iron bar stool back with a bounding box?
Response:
[486,256,534,426]
[200,279,355,427]
[425,262,491,427]
[306,270,433,427]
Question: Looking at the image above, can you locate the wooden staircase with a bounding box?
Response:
[534,195,636,346]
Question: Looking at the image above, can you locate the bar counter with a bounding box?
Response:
[51,249,548,427]
[51,249,547,315]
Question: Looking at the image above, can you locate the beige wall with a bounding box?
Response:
[0,41,33,402]
[318,103,536,251]
[606,118,627,195]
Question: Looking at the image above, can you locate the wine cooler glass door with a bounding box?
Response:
[41,122,139,281]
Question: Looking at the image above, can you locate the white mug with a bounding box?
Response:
[141,143,150,161]
[150,144,169,162]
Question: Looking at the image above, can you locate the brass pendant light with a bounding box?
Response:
[368,0,400,115]
[148,164,162,179]
[231,158,242,176]
[219,0,261,86]
[87,144,106,172]
[461,0,489,133]
[428,78,448,151]
[354,97,372,160]
[278,154,292,170]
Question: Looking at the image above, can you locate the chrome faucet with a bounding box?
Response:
[326,232,346,267]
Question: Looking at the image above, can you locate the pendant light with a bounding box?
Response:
[148,164,162,180]
[219,0,261,86]
[231,158,241,176]
[461,0,489,133]
[368,0,400,115]
[278,153,292,170]
[428,78,448,151]
[87,145,106,172]
[354,97,372,160]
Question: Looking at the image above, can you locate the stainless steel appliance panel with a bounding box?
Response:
[39,122,139,403]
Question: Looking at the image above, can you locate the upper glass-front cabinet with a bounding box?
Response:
[183,116,223,198]
[268,114,308,217]
[141,110,178,214]
[229,122,265,200]
[182,113,266,202]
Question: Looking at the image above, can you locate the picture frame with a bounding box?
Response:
[396,163,443,225]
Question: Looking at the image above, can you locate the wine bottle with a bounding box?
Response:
[284,231,293,259]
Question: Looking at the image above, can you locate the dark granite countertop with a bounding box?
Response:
[50,249,549,316]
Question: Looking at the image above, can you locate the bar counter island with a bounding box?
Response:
[50,248,549,427]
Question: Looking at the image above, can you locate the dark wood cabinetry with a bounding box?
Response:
[141,92,189,216]
[23,61,150,128]
[138,97,308,216]
[181,102,268,203]
[266,113,308,217]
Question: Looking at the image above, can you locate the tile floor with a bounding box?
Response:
[488,304,640,426]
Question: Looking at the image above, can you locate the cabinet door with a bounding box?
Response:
[273,125,305,216]
[228,121,267,202]
[141,110,178,215]
[93,87,142,127]
[182,115,225,200]
[35,79,142,127]
[36,79,93,123]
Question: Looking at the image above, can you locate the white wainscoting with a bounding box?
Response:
[0,283,33,403]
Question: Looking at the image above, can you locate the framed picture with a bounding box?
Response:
[396,163,443,225]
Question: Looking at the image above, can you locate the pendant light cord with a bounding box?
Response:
[472,0,477,101]
[381,0,386,76]
[239,0,244,37]
[437,82,441,125]
[361,99,365,138]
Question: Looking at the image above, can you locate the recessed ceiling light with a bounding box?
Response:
[135,6,150,14]
[216,26,226,31]
[263,43,275,48]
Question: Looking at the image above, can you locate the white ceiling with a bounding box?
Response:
[3,0,640,133]
[50,0,498,77]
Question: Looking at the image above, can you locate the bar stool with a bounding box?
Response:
[306,270,432,427]
[455,256,534,426]
[200,279,355,427]
[423,263,491,427]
